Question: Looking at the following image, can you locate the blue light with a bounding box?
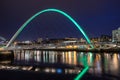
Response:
[57,68,62,74]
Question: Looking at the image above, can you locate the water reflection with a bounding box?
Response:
[105,53,120,76]
[11,50,120,77]
[14,50,79,66]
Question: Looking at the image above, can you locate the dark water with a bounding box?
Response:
[0,50,120,80]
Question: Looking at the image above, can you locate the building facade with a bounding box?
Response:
[100,35,112,42]
[112,27,120,43]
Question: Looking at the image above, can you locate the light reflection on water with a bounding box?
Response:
[13,50,120,76]
[14,51,78,65]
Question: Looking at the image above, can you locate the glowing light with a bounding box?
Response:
[73,51,77,65]
[6,8,94,49]
[75,52,93,80]
[0,47,5,50]
[57,68,62,74]
[74,66,89,80]
[88,52,93,65]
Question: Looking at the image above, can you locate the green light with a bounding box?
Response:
[74,66,89,80]
[6,8,94,49]
[74,52,93,80]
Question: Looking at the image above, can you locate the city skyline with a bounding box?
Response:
[0,0,120,41]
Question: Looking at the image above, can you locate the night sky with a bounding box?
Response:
[0,0,120,41]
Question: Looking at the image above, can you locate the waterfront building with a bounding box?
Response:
[90,37,100,43]
[100,35,112,42]
[112,27,120,43]
[37,38,43,43]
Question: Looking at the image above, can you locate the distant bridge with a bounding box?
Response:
[0,36,6,41]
